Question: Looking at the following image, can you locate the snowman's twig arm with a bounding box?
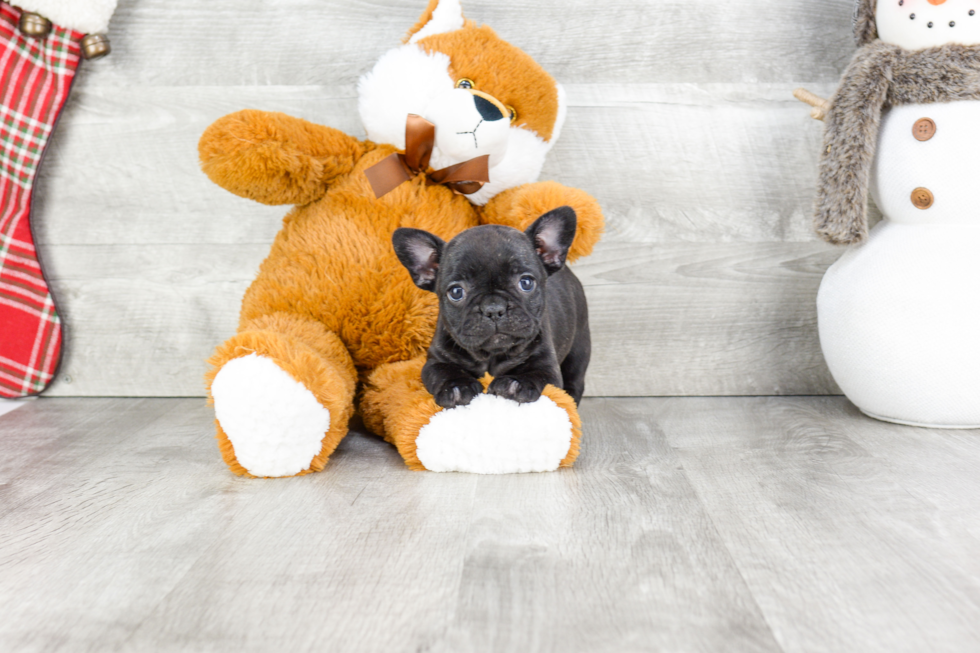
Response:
[793,88,830,121]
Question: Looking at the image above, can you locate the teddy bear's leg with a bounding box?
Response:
[479,181,605,263]
[205,313,357,478]
[361,358,582,473]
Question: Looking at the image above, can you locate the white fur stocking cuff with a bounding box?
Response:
[14,0,117,34]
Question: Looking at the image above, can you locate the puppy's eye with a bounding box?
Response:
[506,105,517,124]
[447,285,465,301]
[455,78,475,90]
[519,276,536,292]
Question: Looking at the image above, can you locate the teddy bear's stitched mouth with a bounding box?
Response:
[456,118,484,148]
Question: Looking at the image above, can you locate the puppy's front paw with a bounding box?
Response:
[487,376,543,404]
[434,378,484,409]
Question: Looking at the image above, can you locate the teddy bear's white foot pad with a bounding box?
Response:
[415,393,573,474]
[211,353,330,477]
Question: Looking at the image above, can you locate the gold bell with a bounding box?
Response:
[18,12,52,38]
[80,34,111,60]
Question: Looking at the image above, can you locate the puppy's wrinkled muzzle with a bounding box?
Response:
[480,298,506,320]
[456,309,536,353]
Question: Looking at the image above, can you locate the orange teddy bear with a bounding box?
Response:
[199,0,604,477]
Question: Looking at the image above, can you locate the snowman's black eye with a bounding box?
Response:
[911,13,916,20]
[928,21,934,28]
[951,21,956,27]
[899,0,903,5]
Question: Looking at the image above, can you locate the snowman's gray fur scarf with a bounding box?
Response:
[853,0,877,48]
[816,39,980,244]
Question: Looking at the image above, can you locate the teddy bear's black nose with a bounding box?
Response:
[473,94,504,122]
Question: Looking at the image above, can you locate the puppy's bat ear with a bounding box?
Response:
[525,206,577,275]
[392,228,445,291]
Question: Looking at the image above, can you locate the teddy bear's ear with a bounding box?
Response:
[404,0,468,44]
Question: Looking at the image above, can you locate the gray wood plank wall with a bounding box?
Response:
[30,0,867,397]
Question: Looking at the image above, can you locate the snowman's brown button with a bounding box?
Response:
[913,118,936,141]
[911,187,934,209]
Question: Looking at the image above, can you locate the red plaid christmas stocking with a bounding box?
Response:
[0,3,82,397]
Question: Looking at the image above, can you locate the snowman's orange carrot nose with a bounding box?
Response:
[793,88,830,121]
[928,0,947,5]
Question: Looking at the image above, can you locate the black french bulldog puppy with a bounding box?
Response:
[392,206,590,409]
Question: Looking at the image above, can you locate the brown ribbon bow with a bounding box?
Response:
[364,114,490,199]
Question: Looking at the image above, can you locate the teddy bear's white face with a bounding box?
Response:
[421,86,512,166]
[356,0,564,206]
[877,0,980,50]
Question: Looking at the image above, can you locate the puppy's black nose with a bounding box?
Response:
[481,299,506,320]
[473,94,504,122]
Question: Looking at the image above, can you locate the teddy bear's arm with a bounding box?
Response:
[479,181,604,263]
[199,110,369,206]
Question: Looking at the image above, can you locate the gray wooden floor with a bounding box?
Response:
[1,397,979,652]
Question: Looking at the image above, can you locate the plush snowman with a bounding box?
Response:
[797,0,980,428]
